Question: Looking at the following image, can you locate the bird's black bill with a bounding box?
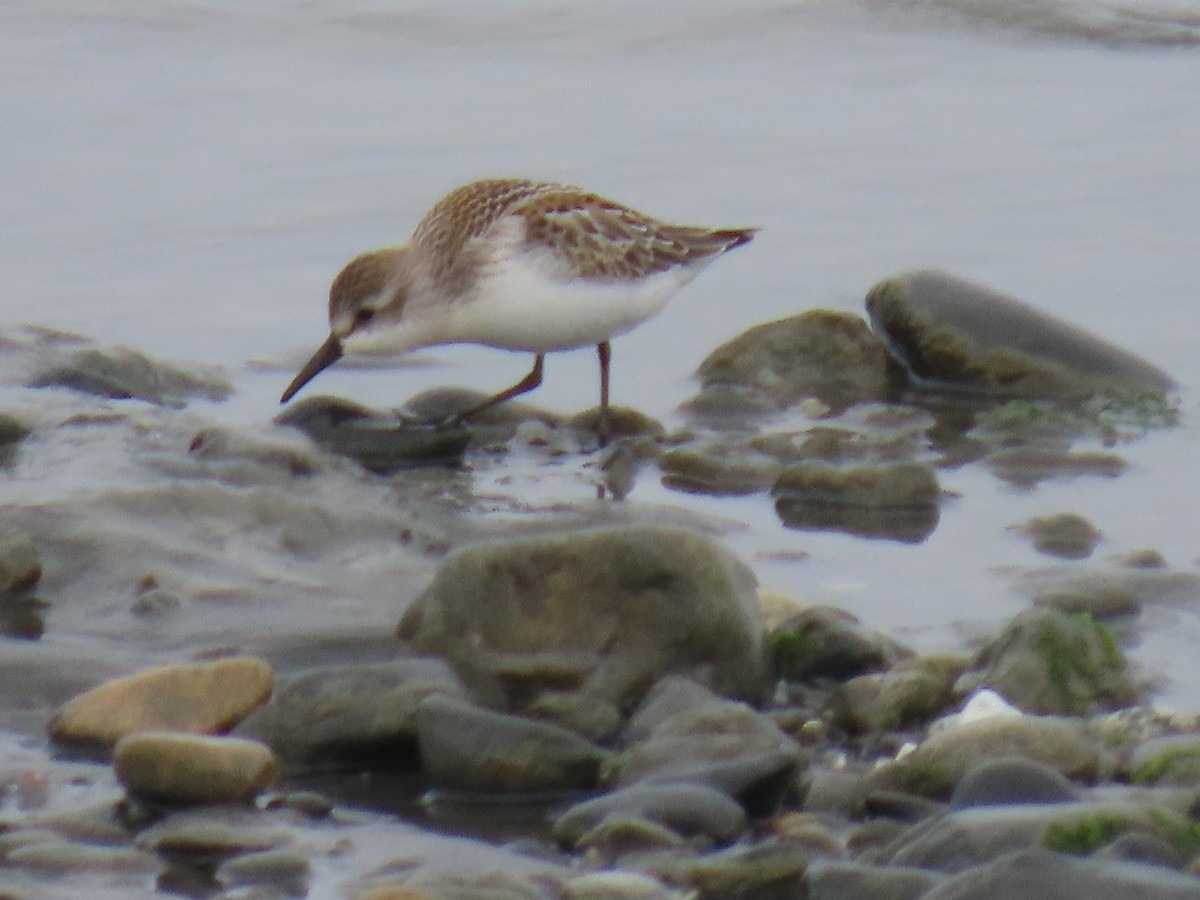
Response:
[280,333,343,403]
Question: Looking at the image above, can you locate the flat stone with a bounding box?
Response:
[806,860,945,900]
[553,783,748,848]
[416,695,609,792]
[49,656,273,747]
[1014,513,1103,559]
[114,731,279,804]
[235,658,467,766]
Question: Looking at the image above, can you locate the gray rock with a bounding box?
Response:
[659,444,783,497]
[416,695,610,792]
[553,783,748,849]
[235,658,467,766]
[687,311,894,422]
[768,606,915,683]
[884,800,1194,874]
[28,346,232,406]
[137,810,290,856]
[648,839,810,900]
[920,848,1200,900]
[957,607,1138,715]
[772,461,940,543]
[608,696,804,816]
[950,756,1079,809]
[215,849,311,895]
[398,526,766,740]
[866,270,1175,400]
[806,860,945,900]
[113,731,279,804]
[276,395,471,473]
[0,531,41,594]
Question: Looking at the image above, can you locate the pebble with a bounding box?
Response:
[49,656,274,747]
[0,531,41,594]
[553,783,748,848]
[114,731,279,804]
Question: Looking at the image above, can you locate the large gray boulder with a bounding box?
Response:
[397,526,766,741]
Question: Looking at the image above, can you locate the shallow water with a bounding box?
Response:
[1,0,1200,889]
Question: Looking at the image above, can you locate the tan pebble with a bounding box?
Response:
[114,731,278,804]
[49,656,273,747]
[356,888,440,900]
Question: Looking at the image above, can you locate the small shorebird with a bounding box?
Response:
[281,178,755,443]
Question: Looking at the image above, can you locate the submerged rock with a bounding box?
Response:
[1013,513,1103,559]
[687,310,894,421]
[865,270,1175,400]
[772,461,940,543]
[276,395,471,473]
[49,656,273,748]
[28,346,232,406]
[114,732,279,804]
[398,526,766,740]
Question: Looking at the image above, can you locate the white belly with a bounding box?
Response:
[440,252,698,352]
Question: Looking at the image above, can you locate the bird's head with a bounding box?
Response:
[280,247,409,403]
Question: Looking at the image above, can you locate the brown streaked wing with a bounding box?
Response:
[411,178,567,289]
[517,189,756,281]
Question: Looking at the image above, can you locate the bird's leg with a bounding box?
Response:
[457,353,545,422]
[597,340,611,447]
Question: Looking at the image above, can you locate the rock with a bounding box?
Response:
[884,800,1195,874]
[865,270,1175,400]
[1131,735,1200,787]
[864,711,1114,800]
[689,310,894,421]
[416,695,610,792]
[1034,583,1140,619]
[608,696,804,816]
[553,783,748,849]
[918,847,1200,900]
[398,526,766,740]
[659,444,782,497]
[772,461,940,543]
[956,607,1138,715]
[564,871,689,900]
[768,606,914,683]
[568,406,665,442]
[28,346,232,406]
[276,395,471,472]
[114,731,279,803]
[1014,513,1103,559]
[49,656,274,748]
[3,840,157,876]
[805,860,945,900]
[621,677,733,745]
[649,839,810,900]
[185,425,321,483]
[949,756,1080,809]
[215,848,311,895]
[138,809,290,856]
[828,657,962,734]
[986,445,1127,488]
[0,594,48,640]
[235,658,467,767]
[0,531,41,594]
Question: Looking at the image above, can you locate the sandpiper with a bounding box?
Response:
[280,177,755,443]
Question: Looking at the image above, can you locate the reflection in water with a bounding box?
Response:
[774,494,940,544]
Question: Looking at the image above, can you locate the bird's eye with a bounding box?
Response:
[353,309,375,329]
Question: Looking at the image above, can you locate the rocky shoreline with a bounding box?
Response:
[1,270,1195,899]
